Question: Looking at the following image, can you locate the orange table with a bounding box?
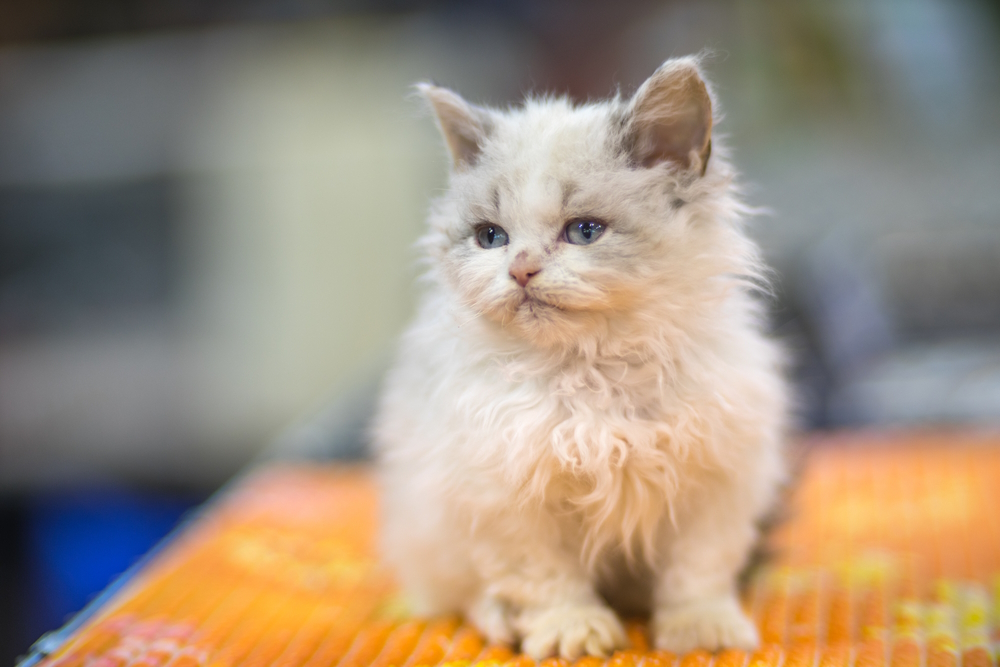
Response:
[22,432,1000,667]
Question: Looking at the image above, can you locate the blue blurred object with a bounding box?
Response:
[23,488,198,639]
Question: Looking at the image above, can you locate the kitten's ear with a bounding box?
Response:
[628,57,714,175]
[416,82,493,171]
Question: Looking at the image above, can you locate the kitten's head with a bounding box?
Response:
[420,57,750,349]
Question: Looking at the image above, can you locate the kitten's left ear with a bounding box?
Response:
[416,82,493,171]
[628,57,714,176]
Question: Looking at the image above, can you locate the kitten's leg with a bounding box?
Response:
[652,476,761,653]
[469,531,627,660]
[467,593,515,645]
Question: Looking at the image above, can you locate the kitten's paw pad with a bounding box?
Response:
[468,595,515,645]
[518,603,627,660]
[653,597,759,654]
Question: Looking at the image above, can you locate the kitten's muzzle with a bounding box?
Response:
[509,253,543,287]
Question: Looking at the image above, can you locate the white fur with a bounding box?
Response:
[373,57,788,659]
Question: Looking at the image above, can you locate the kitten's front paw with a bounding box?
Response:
[468,594,516,645]
[517,603,627,660]
[653,596,759,654]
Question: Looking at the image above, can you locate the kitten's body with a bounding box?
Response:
[374,58,787,659]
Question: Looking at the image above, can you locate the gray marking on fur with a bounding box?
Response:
[561,181,578,209]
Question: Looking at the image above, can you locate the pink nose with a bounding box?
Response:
[510,267,540,287]
[510,263,542,286]
[509,252,542,287]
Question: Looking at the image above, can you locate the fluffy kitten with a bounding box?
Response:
[373,56,787,660]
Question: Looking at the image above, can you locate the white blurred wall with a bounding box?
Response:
[0,18,531,487]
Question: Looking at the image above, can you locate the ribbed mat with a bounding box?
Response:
[35,433,1000,667]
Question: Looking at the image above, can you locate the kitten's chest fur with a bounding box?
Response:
[490,347,697,564]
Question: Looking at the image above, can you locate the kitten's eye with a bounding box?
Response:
[476,225,509,249]
[564,219,606,245]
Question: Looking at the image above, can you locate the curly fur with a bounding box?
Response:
[373,56,788,660]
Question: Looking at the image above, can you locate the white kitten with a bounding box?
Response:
[373,56,788,660]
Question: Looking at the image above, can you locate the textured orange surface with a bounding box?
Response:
[38,433,1000,667]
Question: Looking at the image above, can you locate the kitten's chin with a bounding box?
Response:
[520,295,563,316]
[501,296,600,347]
[468,288,606,347]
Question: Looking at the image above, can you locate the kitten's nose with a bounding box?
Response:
[509,253,542,287]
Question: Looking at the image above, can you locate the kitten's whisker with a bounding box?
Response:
[455,310,479,328]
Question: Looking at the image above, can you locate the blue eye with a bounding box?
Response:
[565,219,606,245]
[476,225,509,249]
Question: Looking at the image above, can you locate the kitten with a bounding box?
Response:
[373,56,787,660]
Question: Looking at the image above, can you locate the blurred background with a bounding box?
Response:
[2,0,999,660]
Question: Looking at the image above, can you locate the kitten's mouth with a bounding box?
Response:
[519,293,563,313]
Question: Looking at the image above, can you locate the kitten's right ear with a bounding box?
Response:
[416,83,492,170]
[627,57,714,176]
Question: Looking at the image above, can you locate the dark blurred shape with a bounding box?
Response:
[813,227,1000,426]
[481,0,662,100]
[798,233,896,390]
[0,179,176,338]
[0,0,652,51]
[879,229,1000,339]
[24,489,199,652]
[0,502,28,665]
[1,489,200,666]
